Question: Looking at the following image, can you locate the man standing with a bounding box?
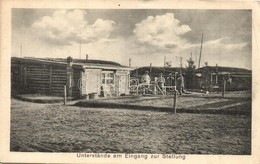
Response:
[166,73,175,86]
[141,71,151,85]
[177,74,185,95]
[141,71,151,95]
[157,73,165,89]
[157,73,166,94]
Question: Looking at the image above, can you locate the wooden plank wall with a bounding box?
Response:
[11,63,22,94]
[51,65,67,95]
[24,64,67,96]
[26,64,50,94]
[12,59,130,97]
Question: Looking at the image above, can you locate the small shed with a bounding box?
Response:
[11,57,132,98]
[195,66,252,91]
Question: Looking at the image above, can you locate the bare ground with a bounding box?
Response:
[75,91,251,115]
[11,97,251,154]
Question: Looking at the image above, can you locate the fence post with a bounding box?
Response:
[64,85,67,105]
[173,90,177,114]
[174,72,177,86]
[222,79,226,98]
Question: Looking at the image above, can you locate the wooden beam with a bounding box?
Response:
[173,91,177,114]
[49,66,52,93]
[64,85,67,105]
[198,33,204,68]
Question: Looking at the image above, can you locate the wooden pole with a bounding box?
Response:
[222,79,226,98]
[150,63,152,73]
[195,49,197,65]
[180,57,183,74]
[64,85,67,105]
[79,40,81,59]
[198,33,204,68]
[49,66,52,93]
[129,58,132,67]
[174,72,177,86]
[164,56,166,73]
[20,43,23,57]
[173,90,177,114]
[216,64,218,84]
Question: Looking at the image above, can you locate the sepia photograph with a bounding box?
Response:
[1,0,259,163]
[10,8,252,155]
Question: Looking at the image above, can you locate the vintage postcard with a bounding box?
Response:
[0,0,259,163]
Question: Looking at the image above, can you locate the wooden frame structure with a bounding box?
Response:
[11,57,132,98]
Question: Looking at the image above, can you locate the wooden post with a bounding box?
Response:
[198,33,203,68]
[174,72,177,86]
[173,90,177,114]
[79,71,83,98]
[216,64,218,84]
[153,84,157,95]
[20,43,23,57]
[164,56,166,73]
[129,58,131,67]
[20,64,23,88]
[150,63,152,73]
[79,41,81,59]
[49,66,52,93]
[118,75,120,97]
[64,85,67,105]
[24,67,27,87]
[222,79,226,98]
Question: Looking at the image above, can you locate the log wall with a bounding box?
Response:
[11,58,130,98]
[50,65,67,95]
[10,59,78,96]
[25,64,67,96]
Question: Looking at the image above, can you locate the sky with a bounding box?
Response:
[11,9,252,69]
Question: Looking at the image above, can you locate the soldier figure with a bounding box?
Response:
[176,74,185,95]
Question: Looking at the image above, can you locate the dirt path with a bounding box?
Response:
[11,99,251,154]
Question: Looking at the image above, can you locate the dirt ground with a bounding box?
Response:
[11,96,251,154]
[76,91,252,115]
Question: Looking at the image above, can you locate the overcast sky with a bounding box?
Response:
[11,9,252,69]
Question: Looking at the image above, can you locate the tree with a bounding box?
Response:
[187,57,196,69]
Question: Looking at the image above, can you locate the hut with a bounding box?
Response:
[131,66,252,91]
[195,66,252,91]
[11,57,132,98]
